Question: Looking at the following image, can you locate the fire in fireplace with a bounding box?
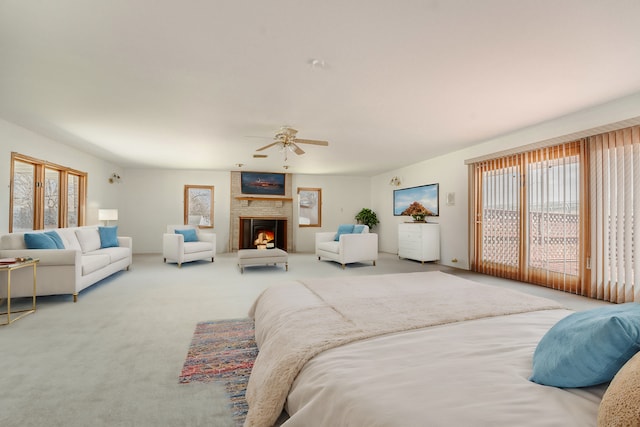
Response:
[240,218,287,250]
[254,229,275,249]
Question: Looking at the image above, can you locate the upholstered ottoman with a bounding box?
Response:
[237,248,288,273]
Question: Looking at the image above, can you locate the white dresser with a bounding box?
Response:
[398,222,440,263]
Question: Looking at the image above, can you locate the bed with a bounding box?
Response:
[244,271,616,427]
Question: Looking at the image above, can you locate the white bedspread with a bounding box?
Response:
[285,309,606,426]
[245,271,567,427]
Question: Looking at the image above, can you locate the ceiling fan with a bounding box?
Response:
[255,126,329,159]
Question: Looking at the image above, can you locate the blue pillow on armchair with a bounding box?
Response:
[175,228,199,242]
[334,224,355,241]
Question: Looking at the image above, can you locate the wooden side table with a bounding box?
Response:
[0,258,39,325]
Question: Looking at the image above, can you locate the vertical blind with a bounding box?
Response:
[469,142,583,291]
[588,126,640,303]
[471,126,640,303]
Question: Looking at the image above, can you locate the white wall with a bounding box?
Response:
[372,91,640,270]
[5,91,640,259]
[0,118,121,234]
[119,169,230,253]
[293,174,372,253]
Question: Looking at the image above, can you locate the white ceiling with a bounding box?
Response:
[1,0,640,176]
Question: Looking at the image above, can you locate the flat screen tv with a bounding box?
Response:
[241,172,286,196]
[394,183,439,217]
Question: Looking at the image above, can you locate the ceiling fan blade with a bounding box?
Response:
[294,138,329,146]
[292,143,305,155]
[255,141,280,151]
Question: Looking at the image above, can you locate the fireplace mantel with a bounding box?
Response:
[235,196,293,201]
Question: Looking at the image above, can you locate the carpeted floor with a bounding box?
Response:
[179,318,257,426]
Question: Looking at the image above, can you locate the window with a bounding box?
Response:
[184,185,214,228]
[298,188,322,227]
[470,141,584,293]
[10,152,87,232]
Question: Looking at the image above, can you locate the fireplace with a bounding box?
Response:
[239,217,287,250]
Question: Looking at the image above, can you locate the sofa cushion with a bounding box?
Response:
[183,241,213,254]
[56,228,82,251]
[91,247,130,263]
[98,226,120,248]
[81,253,111,275]
[24,233,58,249]
[334,224,355,241]
[44,231,65,249]
[176,228,199,242]
[75,228,101,253]
[318,241,340,254]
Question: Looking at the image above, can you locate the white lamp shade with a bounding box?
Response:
[98,209,118,221]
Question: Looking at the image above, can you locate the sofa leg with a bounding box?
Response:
[285,263,289,272]
[317,256,321,260]
[163,258,166,263]
[341,263,346,269]
[178,263,182,268]
[73,294,78,303]
[211,257,214,263]
[373,260,376,266]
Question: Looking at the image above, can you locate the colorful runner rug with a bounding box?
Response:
[179,318,257,426]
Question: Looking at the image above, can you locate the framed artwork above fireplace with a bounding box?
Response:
[241,172,286,196]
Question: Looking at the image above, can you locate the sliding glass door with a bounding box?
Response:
[471,142,584,291]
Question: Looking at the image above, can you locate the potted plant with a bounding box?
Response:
[354,208,379,230]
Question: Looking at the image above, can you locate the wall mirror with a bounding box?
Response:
[184,185,214,228]
[298,187,321,227]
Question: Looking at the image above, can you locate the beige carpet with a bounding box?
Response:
[0,252,609,427]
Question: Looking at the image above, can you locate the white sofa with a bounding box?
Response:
[315,225,378,269]
[163,225,216,267]
[0,226,132,302]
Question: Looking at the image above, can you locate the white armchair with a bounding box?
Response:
[163,225,216,268]
[315,225,378,269]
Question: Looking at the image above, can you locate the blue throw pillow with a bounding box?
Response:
[353,225,366,234]
[98,226,120,248]
[530,303,640,388]
[175,228,198,242]
[334,224,355,241]
[24,233,57,249]
[44,231,65,249]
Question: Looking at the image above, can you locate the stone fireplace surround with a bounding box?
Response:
[229,171,293,252]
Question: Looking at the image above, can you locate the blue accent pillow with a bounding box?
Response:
[530,303,640,387]
[175,228,198,242]
[98,226,120,248]
[44,231,65,249]
[353,225,366,234]
[334,224,355,241]
[24,233,57,249]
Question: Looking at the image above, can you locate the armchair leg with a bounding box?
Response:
[178,263,182,268]
[318,256,321,260]
[373,260,376,266]
[211,257,214,263]
[163,258,166,263]
[341,263,346,269]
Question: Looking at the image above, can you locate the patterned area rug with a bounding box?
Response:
[179,318,257,426]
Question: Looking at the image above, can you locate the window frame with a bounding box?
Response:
[9,152,87,232]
